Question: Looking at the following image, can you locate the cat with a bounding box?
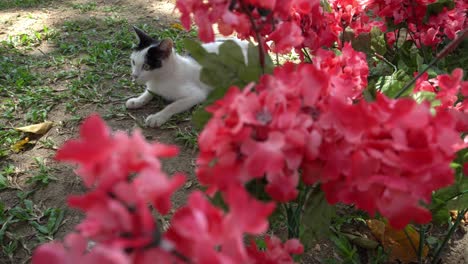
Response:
[126,26,250,127]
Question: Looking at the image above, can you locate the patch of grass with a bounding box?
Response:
[0,164,16,190]
[102,5,121,13]
[71,1,97,13]
[26,157,57,187]
[175,126,199,149]
[3,26,57,49]
[0,197,65,260]
[0,0,55,9]
[0,130,22,159]
[38,138,56,150]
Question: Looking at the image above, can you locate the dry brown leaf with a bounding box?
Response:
[15,121,54,135]
[367,219,429,263]
[184,180,193,189]
[11,137,30,153]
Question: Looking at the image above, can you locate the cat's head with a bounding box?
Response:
[130,26,173,83]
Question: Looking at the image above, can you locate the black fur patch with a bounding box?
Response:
[133,26,159,51]
[145,46,165,70]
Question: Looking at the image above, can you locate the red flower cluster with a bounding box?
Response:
[310,94,463,228]
[32,115,303,263]
[197,45,369,201]
[367,0,468,48]
[176,0,385,54]
[329,0,386,37]
[197,44,466,227]
[176,0,314,51]
[414,68,468,131]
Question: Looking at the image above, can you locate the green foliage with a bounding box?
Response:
[430,150,468,224]
[0,0,54,9]
[375,69,412,98]
[185,39,274,130]
[26,157,58,186]
[426,0,456,18]
[370,28,387,55]
[438,38,468,73]
[175,126,199,149]
[72,1,97,13]
[412,91,441,108]
[300,187,336,250]
[327,233,360,264]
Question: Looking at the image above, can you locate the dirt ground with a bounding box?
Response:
[0,0,466,263]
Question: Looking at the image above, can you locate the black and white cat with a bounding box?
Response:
[126,26,249,127]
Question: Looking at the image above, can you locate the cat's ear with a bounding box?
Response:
[158,38,173,53]
[147,39,173,60]
[146,38,173,62]
[132,26,155,50]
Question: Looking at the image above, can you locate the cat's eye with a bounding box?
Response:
[131,59,135,65]
[142,63,151,71]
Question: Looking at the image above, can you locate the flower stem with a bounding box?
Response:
[394,27,468,99]
[239,0,266,73]
[418,225,427,263]
[431,208,468,264]
[403,228,419,257]
[302,47,312,63]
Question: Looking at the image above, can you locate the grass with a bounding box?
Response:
[175,126,199,149]
[71,1,97,13]
[0,0,55,9]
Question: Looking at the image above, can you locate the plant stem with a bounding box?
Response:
[394,28,468,99]
[374,52,397,73]
[403,228,419,257]
[430,190,468,214]
[302,47,312,63]
[418,225,427,264]
[239,0,266,73]
[432,208,468,264]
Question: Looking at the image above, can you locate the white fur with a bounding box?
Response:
[126,38,250,127]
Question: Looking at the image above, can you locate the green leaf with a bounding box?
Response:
[24,199,33,212]
[9,206,30,221]
[0,215,14,244]
[330,233,360,264]
[370,27,387,55]
[376,70,411,97]
[46,208,65,235]
[320,0,333,12]
[185,39,273,129]
[191,107,212,130]
[239,43,274,82]
[430,175,468,217]
[300,188,336,250]
[0,174,7,190]
[427,0,455,17]
[398,40,419,71]
[183,38,209,63]
[30,221,49,235]
[255,238,267,250]
[431,202,450,224]
[412,91,441,108]
[446,193,468,211]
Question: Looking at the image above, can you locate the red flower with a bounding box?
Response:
[247,236,304,263]
[268,22,304,54]
[32,233,130,264]
[55,114,116,187]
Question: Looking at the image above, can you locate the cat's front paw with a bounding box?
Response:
[126,98,145,109]
[145,112,170,127]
